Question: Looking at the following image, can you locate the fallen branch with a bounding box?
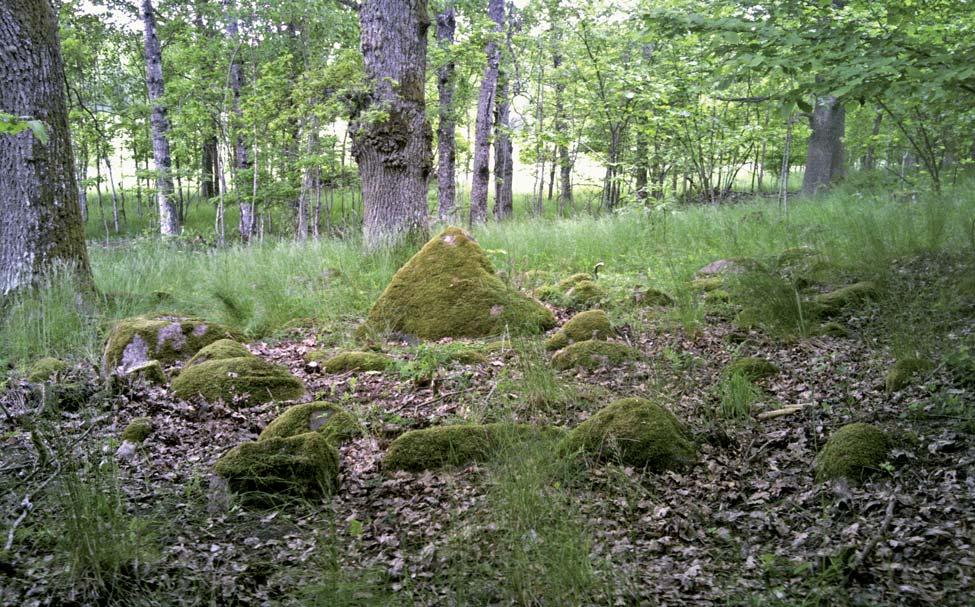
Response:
[844,490,898,584]
[756,404,809,420]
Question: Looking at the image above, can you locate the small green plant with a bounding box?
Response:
[730,269,815,339]
[717,371,762,420]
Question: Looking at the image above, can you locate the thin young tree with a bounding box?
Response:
[0,0,92,296]
[223,0,254,241]
[469,0,504,225]
[436,3,457,222]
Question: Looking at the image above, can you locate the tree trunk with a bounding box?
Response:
[351,0,432,249]
[297,114,319,240]
[469,0,504,226]
[140,0,180,236]
[436,5,456,222]
[0,0,92,296]
[224,0,254,241]
[635,132,648,202]
[493,61,513,221]
[862,110,882,171]
[201,137,218,199]
[801,95,845,196]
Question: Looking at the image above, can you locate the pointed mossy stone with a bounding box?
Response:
[359,227,556,340]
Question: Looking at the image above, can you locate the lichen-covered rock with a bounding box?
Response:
[125,360,167,385]
[559,398,695,470]
[259,402,361,444]
[885,358,933,392]
[695,258,762,278]
[551,340,640,371]
[27,357,68,382]
[215,432,339,499]
[815,423,890,481]
[171,356,304,406]
[320,351,392,373]
[813,281,879,314]
[724,357,779,381]
[633,287,674,307]
[120,417,153,443]
[359,227,555,340]
[185,339,252,368]
[383,423,556,472]
[545,310,613,351]
[102,314,239,375]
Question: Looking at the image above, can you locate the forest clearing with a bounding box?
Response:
[2,0,975,605]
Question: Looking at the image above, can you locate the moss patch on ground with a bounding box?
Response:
[633,286,674,307]
[102,314,239,374]
[259,402,361,444]
[537,273,606,309]
[319,351,393,373]
[120,417,153,443]
[724,357,779,381]
[185,339,252,368]
[359,227,555,340]
[27,357,68,382]
[815,423,890,482]
[559,397,696,471]
[545,310,613,351]
[813,281,879,315]
[171,356,304,406]
[885,357,934,392]
[215,432,339,500]
[383,423,558,472]
[551,340,640,371]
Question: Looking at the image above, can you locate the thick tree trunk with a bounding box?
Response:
[0,0,92,296]
[140,0,179,236]
[469,0,504,226]
[351,0,432,249]
[436,6,456,222]
[224,0,254,241]
[801,95,845,196]
[493,66,513,221]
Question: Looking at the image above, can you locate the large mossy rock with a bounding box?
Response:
[545,310,613,351]
[885,358,933,392]
[813,281,879,315]
[171,355,304,406]
[815,423,890,482]
[537,273,606,309]
[560,398,695,470]
[215,432,339,500]
[102,314,238,375]
[383,423,557,472]
[551,339,640,371]
[27,357,69,382]
[317,351,393,373]
[120,417,153,443]
[259,402,361,444]
[359,227,555,340]
[724,357,779,381]
[185,339,252,368]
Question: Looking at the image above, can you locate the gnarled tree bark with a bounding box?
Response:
[801,95,845,196]
[469,0,503,226]
[435,5,456,222]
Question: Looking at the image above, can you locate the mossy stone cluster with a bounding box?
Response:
[359,227,555,340]
[125,360,167,385]
[102,314,238,374]
[545,310,613,351]
[384,423,558,472]
[120,417,153,443]
[215,433,339,500]
[724,357,779,381]
[551,339,640,371]
[814,423,890,481]
[813,281,879,315]
[885,358,933,392]
[633,286,674,307]
[311,350,393,373]
[259,402,362,444]
[171,339,303,406]
[559,398,696,471]
[537,273,605,309]
[185,339,252,367]
[27,357,68,382]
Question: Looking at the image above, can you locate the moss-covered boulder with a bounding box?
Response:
[383,423,556,472]
[551,340,640,371]
[359,227,555,340]
[215,432,339,499]
[125,360,167,385]
[318,351,393,373]
[259,402,361,444]
[816,321,851,338]
[724,357,779,381]
[121,417,153,443]
[633,287,674,307]
[695,258,762,278]
[885,358,933,392]
[545,310,613,351]
[815,423,890,482]
[27,357,68,382]
[537,273,605,309]
[560,398,695,470]
[690,277,725,292]
[102,314,239,375]
[171,356,304,406]
[185,339,252,368]
[813,281,879,315]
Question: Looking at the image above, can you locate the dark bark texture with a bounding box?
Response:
[224,0,254,241]
[469,0,503,225]
[435,6,456,222]
[351,0,432,249]
[802,96,845,196]
[140,0,180,235]
[0,0,92,296]
[493,50,513,221]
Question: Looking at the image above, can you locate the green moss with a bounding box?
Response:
[690,277,725,292]
[813,281,879,314]
[41,382,88,411]
[102,314,239,374]
[559,397,695,470]
[536,273,606,309]
[259,402,362,444]
[634,287,674,307]
[360,227,555,340]
[215,432,339,500]
[557,273,593,290]
[383,423,556,472]
[724,357,779,381]
[945,344,975,387]
[322,351,392,373]
[125,360,167,385]
[815,423,890,482]
[776,247,829,278]
[551,340,640,371]
[120,417,153,443]
[28,357,68,382]
[171,356,304,406]
[885,358,933,392]
[545,310,613,351]
[185,339,252,368]
[817,321,851,338]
